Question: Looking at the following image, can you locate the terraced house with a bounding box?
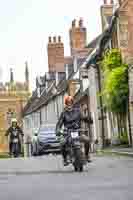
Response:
[23,0,133,156]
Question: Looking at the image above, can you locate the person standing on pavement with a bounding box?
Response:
[31,131,38,156]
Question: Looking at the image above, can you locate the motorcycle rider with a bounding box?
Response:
[56,95,93,166]
[5,118,23,156]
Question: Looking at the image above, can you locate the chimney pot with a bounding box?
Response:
[53,36,56,43]
[48,36,52,43]
[79,18,83,27]
[110,0,114,4]
[103,0,107,4]
[72,19,76,27]
[58,36,61,43]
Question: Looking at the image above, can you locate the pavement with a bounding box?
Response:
[0,155,133,200]
[97,146,133,157]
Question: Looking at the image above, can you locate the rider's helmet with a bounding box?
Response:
[11,118,17,127]
[64,95,74,106]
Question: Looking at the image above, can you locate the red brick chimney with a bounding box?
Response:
[47,36,64,72]
[69,18,87,56]
[103,0,114,4]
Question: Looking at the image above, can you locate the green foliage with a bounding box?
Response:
[101,49,128,114]
[101,49,122,71]
[119,132,128,145]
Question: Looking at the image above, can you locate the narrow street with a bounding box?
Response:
[0,155,132,200]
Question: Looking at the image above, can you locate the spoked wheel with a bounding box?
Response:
[73,148,84,172]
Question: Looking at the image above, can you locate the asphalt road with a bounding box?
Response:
[0,155,132,200]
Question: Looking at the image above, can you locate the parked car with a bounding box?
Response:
[31,124,61,156]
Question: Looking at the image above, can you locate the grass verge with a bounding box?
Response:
[0,153,10,159]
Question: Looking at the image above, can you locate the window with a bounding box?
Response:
[82,78,90,92]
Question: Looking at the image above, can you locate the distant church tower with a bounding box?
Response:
[25,61,29,90]
[10,68,14,83]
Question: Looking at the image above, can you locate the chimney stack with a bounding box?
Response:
[72,19,76,27]
[58,36,61,43]
[79,18,83,28]
[69,18,87,56]
[110,0,114,4]
[47,35,64,72]
[103,0,114,4]
[101,0,114,31]
[48,36,52,43]
[53,36,56,43]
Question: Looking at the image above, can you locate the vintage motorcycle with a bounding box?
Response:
[11,130,20,158]
[60,129,84,172]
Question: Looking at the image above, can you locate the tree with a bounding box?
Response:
[101,49,128,137]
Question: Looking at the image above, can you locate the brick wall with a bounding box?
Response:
[47,36,64,72]
[100,0,114,31]
[69,19,87,56]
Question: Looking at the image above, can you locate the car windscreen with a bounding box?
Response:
[38,126,56,137]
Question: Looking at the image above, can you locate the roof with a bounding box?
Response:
[23,77,68,116]
[86,11,118,68]
[74,88,88,104]
[87,34,102,49]
[23,19,113,117]
[106,16,112,25]
[68,56,88,80]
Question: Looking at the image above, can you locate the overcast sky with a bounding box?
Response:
[0,0,104,89]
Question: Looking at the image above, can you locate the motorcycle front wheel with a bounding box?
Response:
[73,148,84,172]
[12,143,19,158]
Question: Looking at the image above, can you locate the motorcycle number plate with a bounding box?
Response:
[13,138,18,143]
[71,132,79,138]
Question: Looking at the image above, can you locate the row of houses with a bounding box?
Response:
[23,0,133,156]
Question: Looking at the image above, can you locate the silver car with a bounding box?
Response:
[31,124,60,156]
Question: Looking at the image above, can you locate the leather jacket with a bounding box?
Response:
[56,106,93,134]
[5,126,23,142]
